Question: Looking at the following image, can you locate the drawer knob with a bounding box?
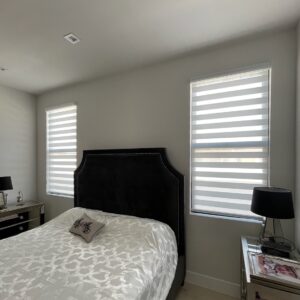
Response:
[19,226,24,231]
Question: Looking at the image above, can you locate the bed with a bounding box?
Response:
[0,148,185,299]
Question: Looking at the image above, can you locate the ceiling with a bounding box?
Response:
[0,0,299,95]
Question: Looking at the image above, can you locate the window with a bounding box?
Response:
[190,68,270,220]
[46,104,77,197]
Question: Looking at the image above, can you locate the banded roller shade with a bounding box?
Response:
[46,105,77,197]
[190,68,270,219]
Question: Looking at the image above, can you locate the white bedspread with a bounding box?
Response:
[0,207,178,300]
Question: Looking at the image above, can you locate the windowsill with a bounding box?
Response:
[190,210,264,224]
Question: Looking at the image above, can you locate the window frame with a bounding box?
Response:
[46,103,77,198]
[189,66,271,222]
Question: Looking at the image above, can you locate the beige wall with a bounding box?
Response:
[0,85,36,203]
[37,29,297,286]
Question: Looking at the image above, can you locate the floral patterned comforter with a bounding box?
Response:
[0,207,177,300]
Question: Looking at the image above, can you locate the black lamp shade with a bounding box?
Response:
[251,187,294,219]
[0,176,13,191]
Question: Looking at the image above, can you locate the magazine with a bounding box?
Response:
[249,253,300,285]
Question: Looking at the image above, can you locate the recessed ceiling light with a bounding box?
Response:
[64,33,80,45]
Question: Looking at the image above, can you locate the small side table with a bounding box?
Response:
[0,201,44,239]
[241,236,300,300]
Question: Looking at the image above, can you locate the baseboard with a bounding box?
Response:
[186,270,240,299]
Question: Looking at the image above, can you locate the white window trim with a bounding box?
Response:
[189,67,271,221]
[46,104,77,198]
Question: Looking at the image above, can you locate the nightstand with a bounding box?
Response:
[0,201,44,239]
[241,236,300,300]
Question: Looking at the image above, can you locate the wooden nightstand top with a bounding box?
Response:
[0,201,44,218]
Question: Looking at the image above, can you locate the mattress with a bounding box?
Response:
[0,207,178,300]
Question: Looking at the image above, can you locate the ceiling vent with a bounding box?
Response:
[64,33,80,45]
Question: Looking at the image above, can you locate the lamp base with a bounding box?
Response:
[260,237,294,259]
[261,245,290,258]
[0,191,7,209]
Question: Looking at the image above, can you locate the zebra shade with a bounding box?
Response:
[46,105,77,197]
[190,68,270,219]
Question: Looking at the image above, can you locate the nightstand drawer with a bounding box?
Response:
[0,212,29,239]
[0,212,28,226]
[0,201,44,239]
[250,284,300,300]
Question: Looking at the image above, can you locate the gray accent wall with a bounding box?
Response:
[0,85,36,203]
[37,29,297,287]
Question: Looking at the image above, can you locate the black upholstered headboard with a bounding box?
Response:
[74,148,184,256]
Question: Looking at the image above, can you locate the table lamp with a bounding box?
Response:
[251,187,294,258]
[0,176,13,209]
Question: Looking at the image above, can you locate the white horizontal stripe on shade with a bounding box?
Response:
[192,202,252,214]
[192,130,268,140]
[192,125,268,135]
[192,171,266,180]
[193,180,265,190]
[48,172,74,178]
[192,93,268,108]
[193,190,251,201]
[49,176,73,182]
[193,196,252,209]
[48,152,76,157]
[192,114,267,126]
[48,164,77,169]
[48,179,74,185]
[193,162,267,170]
[48,146,77,151]
[193,198,251,211]
[192,108,268,121]
[48,134,76,142]
[48,125,76,133]
[192,103,267,117]
[47,111,77,121]
[192,119,268,131]
[48,184,74,191]
[192,157,267,163]
[192,86,268,102]
[193,185,253,195]
[193,176,266,185]
[192,147,266,153]
[47,114,77,124]
[190,68,270,219]
[48,139,76,146]
[47,104,77,197]
[192,166,266,173]
[192,136,268,143]
[192,142,267,149]
[192,153,268,160]
[193,99,268,116]
[49,158,76,163]
[48,119,76,129]
[193,82,267,98]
